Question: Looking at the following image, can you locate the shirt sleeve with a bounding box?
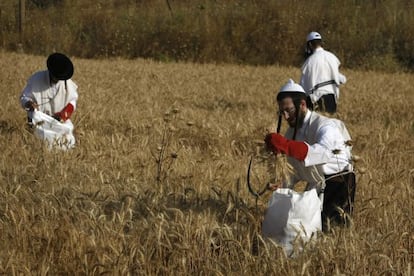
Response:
[20,78,35,109]
[303,122,347,167]
[300,60,312,93]
[66,80,79,109]
[339,73,347,84]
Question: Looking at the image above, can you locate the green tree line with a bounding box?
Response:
[1,0,413,71]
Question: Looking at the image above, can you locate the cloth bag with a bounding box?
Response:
[262,188,322,255]
[31,110,75,150]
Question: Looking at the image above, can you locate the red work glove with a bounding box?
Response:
[264,133,308,161]
[53,103,74,122]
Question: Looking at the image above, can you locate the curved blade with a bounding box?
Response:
[247,157,258,196]
[247,156,269,197]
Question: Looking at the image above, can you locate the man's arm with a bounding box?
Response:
[338,73,347,85]
[265,133,308,161]
[53,80,78,121]
[20,80,38,111]
[53,103,74,122]
[303,123,348,167]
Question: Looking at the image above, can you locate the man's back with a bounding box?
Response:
[300,47,341,94]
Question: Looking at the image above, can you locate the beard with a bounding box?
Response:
[288,109,306,128]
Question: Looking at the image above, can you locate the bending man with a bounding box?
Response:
[265,79,356,232]
[20,53,78,148]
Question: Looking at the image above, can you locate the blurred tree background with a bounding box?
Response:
[1,0,413,71]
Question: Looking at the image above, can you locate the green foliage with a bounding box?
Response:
[1,0,413,71]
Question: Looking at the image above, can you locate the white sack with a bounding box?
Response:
[262,188,322,256]
[31,110,75,150]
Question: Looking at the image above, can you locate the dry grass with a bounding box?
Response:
[0,51,413,274]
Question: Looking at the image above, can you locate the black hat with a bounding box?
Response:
[47,53,74,80]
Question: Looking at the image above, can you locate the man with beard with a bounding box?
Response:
[265,79,356,232]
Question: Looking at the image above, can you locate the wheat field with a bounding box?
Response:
[0,51,413,275]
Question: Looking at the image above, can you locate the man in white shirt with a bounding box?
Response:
[300,32,346,114]
[20,53,78,148]
[265,79,356,232]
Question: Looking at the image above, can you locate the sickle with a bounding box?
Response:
[246,156,269,198]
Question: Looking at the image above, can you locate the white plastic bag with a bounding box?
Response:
[262,188,322,256]
[31,110,75,150]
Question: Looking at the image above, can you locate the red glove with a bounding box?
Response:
[54,103,74,122]
[265,133,308,161]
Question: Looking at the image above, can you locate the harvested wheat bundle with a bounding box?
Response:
[264,149,307,193]
[255,132,309,194]
[273,154,294,186]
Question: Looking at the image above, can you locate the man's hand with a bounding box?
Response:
[264,133,309,161]
[24,101,38,111]
[52,114,61,122]
[267,183,280,191]
[265,133,289,154]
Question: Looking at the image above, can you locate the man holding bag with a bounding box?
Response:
[264,79,356,232]
[20,52,78,149]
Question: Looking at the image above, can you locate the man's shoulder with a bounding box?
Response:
[27,71,49,92]
[63,79,78,92]
[320,48,340,60]
[302,56,317,70]
[311,112,350,137]
[303,50,325,65]
[29,70,48,81]
[310,112,340,127]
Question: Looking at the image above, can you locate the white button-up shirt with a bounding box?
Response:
[20,70,78,119]
[300,47,346,103]
[285,110,352,189]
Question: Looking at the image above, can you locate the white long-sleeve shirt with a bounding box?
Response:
[20,70,78,118]
[285,110,352,190]
[300,47,346,103]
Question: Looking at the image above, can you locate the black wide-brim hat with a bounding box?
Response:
[47,53,74,80]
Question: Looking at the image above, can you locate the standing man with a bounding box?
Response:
[20,52,78,148]
[300,31,347,114]
[265,79,356,232]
